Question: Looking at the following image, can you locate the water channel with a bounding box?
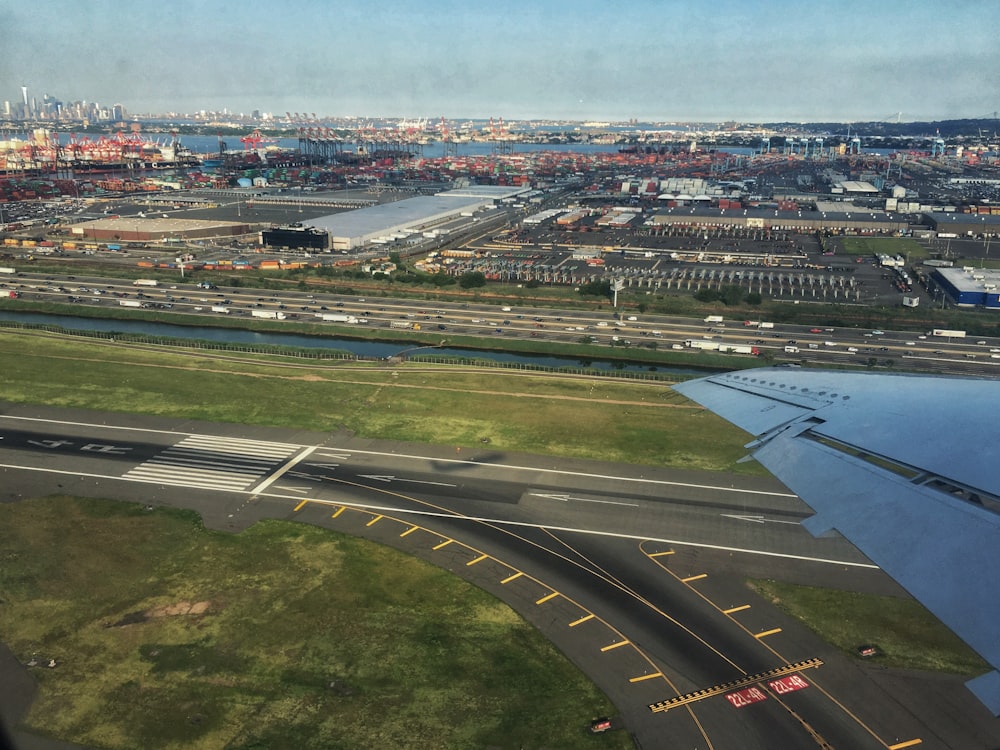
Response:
[0,311,712,376]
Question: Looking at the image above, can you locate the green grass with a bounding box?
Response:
[838,236,930,261]
[748,579,989,676]
[0,497,629,750]
[0,329,762,474]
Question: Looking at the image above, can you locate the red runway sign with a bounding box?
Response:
[725,686,768,708]
[768,675,810,694]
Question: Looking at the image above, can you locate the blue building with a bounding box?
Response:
[933,267,1000,308]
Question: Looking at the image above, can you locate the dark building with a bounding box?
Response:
[260,225,330,250]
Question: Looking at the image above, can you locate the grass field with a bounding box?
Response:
[748,580,988,675]
[0,497,628,750]
[0,329,762,473]
[838,236,929,261]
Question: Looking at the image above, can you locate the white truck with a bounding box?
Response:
[758,321,775,329]
[133,279,158,287]
[252,310,287,320]
[211,305,229,314]
[0,267,16,274]
[686,339,720,350]
[321,313,358,324]
[704,315,724,324]
[119,299,143,308]
[718,343,760,355]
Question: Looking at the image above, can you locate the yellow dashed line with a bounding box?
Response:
[331,506,346,518]
[399,526,419,537]
[724,604,751,614]
[569,614,595,627]
[755,628,782,639]
[629,672,663,683]
[536,591,559,605]
[366,515,383,527]
[681,573,708,583]
[601,640,630,652]
[888,740,922,749]
[293,499,309,512]
[649,550,675,557]
[467,554,489,566]
[501,571,523,584]
[432,539,453,550]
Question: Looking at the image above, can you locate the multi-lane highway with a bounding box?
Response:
[4,270,1000,373]
[2,406,997,748]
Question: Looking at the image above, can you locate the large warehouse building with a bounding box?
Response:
[302,185,529,251]
[71,217,250,242]
[933,266,1000,308]
[648,205,909,234]
[925,212,1000,238]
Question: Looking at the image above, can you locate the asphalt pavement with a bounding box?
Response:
[1,403,998,749]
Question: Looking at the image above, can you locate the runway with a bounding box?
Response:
[0,403,995,749]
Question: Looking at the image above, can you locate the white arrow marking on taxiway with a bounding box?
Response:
[530,492,639,508]
[359,474,457,487]
[721,513,800,525]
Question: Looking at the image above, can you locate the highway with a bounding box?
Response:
[2,406,997,749]
[4,270,1000,373]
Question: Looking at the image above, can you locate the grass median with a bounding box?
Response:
[749,579,988,675]
[0,497,628,749]
[0,328,760,473]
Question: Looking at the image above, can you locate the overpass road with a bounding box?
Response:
[1,404,998,749]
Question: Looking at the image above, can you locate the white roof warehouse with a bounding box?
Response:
[304,186,528,251]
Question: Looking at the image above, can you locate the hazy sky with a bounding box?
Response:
[3,0,997,123]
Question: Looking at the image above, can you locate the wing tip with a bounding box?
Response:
[966,671,1000,717]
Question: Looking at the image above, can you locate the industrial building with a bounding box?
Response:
[932,266,1000,308]
[71,216,250,242]
[648,206,909,234]
[925,211,1000,238]
[301,185,529,251]
[259,224,330,250]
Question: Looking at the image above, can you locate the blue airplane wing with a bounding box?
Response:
[674,367,1000,715]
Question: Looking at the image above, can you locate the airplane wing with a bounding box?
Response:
[674,367,1000,715]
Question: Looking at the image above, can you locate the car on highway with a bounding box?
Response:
[809,328,823,333]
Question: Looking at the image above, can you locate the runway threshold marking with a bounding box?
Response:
[648,658,823,713]
[251,445,317,495]
[888,740,922,749]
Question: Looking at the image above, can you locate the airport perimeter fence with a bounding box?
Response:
[406,354,676,382]
[0,320,679,382]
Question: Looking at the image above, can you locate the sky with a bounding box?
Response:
[2,0,997,124]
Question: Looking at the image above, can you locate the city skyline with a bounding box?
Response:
[3,0,998,124]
